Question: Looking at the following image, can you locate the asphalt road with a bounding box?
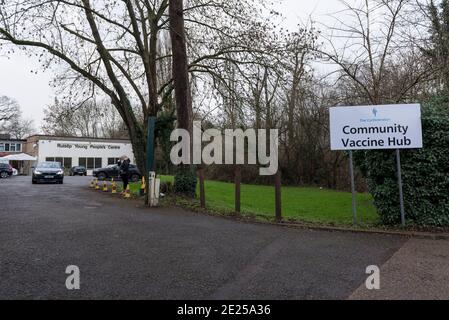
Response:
[0,176,446,299]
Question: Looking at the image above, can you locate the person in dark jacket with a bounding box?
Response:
[119,156,131,192]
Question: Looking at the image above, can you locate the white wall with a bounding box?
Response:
[37,139,135,175]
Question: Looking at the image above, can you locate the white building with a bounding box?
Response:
[24,135,135,175]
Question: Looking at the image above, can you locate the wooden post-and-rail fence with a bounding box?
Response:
[196,167,283,222]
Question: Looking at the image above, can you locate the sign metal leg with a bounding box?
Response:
[396,149,406,226]
[349,150,357,225]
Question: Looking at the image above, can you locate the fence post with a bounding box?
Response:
[198,167,206,208]
[275,169,282,222]
[235,165,241,214]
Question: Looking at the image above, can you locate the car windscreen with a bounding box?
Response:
[37,162,61,169]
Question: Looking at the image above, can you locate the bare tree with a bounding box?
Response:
[319,0,432,105]
[418,0,449,95]
[42,99,128,138]
[0,0,280,187]
[0,95,20,122]
[0,95,35,139]
[6,116,35,139]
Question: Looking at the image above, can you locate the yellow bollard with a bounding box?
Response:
[140,176,146,196]
[89,179,95,188]
[124,184,131,199]
[102,180,108,192]
[95,178,100,190]
[111,178,117,194]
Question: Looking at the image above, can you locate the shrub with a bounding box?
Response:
[356,97,449,226]
[173,166,197,198]
[160,181,173,194]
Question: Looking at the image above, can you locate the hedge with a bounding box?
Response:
[355,97,449,226]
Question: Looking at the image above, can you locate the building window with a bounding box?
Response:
[79,157,102,170]
[0,143,23,152]
[55,157,63,166]
[108,157,120,165]
[45,157,72,168]
[63,158,72,169]
[95,158,102,169]
[79,158,86,168]
[11,143,22,152]
[87,158,94,170]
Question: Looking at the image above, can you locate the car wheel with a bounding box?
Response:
[130,174,140,183]
[0,171,8,179]
[32,180,37,184]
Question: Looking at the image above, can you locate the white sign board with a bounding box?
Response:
[329,104,423,151]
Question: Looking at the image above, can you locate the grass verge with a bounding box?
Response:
[125,175,379,226]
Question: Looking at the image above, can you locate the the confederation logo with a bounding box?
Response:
[360,107,390,123]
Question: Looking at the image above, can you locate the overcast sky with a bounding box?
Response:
[0,0,343,130]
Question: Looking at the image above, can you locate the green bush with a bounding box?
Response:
[160,181,173,194]
[173,167,197,198]
[356,97,449,226]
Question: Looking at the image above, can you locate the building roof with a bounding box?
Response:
[26,134,131,144]
[0,137,27,142]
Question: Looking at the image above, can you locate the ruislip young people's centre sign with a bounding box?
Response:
[329,104,423,151]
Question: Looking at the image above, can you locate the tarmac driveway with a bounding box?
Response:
[0,176,447,299]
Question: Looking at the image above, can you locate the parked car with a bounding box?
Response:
[93,164,141,182]
[69,166,87,176]
[32,162,64,184]
[0,163,13,179]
